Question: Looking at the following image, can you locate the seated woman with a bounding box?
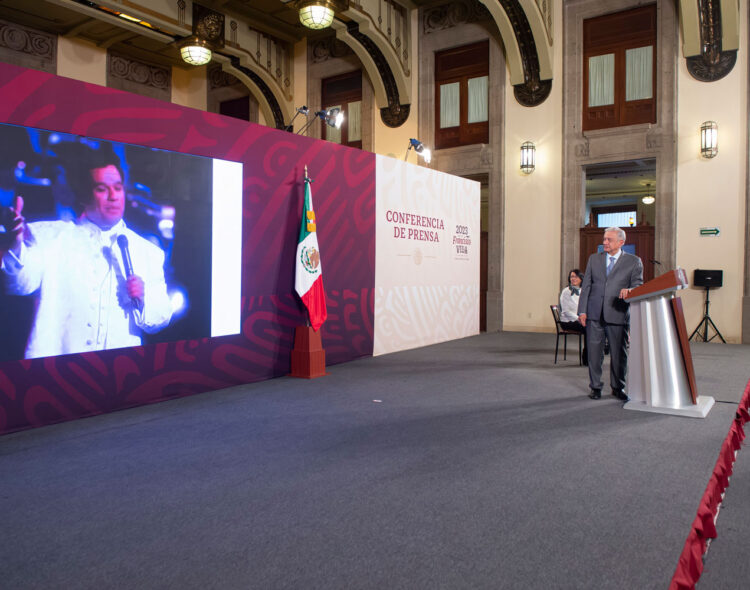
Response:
[559,268,587,364]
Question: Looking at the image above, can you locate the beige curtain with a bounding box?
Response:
[348,100,361,142]
[625,46,653,101]
[440,82,460,128]
[467,76,488,123]
[588,53,614,107]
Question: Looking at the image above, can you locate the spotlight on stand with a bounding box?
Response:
[285,106,309,133]
[404,138,431,164]
[296,107,345,135]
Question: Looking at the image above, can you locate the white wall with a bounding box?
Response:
[675,4,748,343]
[502,3,563,332]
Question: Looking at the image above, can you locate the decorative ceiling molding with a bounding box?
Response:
[331,19,410,127]
[223,55,287,129]
[477,0,552,106]
[683,0,738,82]
[422,0,492,35]
[0,18,56,61]
[309,36,353,64]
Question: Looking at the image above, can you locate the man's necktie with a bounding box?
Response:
[606,256,615,276]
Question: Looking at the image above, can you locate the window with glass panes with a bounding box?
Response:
[321,70,362,149]
[583,4,656,131]
[435,41,489,149]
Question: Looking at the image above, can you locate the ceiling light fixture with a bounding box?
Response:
[298,1,336,29]
[179,3,224,67]
[179,36,212,66]
[641,183,655,205]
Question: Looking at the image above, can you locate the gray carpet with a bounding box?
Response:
[1,332,748,589]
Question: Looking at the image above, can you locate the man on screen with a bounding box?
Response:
[0,151,172,359]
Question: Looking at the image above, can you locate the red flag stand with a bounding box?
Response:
[290,326,327,378]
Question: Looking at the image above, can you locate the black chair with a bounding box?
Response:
[550,305,583,365]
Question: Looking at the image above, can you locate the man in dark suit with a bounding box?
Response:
[578,227,643,401]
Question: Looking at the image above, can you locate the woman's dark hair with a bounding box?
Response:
[568,269,583,286]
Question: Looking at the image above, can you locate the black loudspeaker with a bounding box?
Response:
[694,269,723,288]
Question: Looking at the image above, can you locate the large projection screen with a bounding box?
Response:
[0,123,242,362]
[373,156,480,356]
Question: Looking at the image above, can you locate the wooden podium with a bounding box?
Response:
[624,269,714,418]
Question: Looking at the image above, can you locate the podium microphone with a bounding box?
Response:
[650,259,663,269]
[117,234,142,312]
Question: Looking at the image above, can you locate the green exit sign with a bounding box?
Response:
[700,227,720,236]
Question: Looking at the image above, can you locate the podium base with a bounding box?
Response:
[289,326,326,379]
[624,395,715,418]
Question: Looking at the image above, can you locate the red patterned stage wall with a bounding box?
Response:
[0,63,375,434]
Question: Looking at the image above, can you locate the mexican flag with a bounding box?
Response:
[295,174,327,331]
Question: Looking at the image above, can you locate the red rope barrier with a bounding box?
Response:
[669,379,750,589]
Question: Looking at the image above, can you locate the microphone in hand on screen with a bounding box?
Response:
[117,234,143,312]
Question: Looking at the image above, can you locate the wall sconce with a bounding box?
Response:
[520,141,535,174]
[404,138,431,164]
[701,121,718,158]
[296,107,345,135]
[297,1,347,30]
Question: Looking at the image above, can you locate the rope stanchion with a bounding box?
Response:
[669,378,750,589]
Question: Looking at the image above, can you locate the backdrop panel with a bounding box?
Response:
[373,156,480,355]
[0,63,375,434]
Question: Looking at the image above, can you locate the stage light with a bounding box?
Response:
[321,107,344,129]
[404,138,431,164]
[520,141,535,174]
[285,106,309,133]
[179,36,212,66]
[296,107,345,135]
[701,121,718,158]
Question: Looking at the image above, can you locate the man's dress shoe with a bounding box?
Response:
[589,389,602,400]
[612,389,629,402]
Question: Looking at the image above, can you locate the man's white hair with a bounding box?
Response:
[605,227,626,242]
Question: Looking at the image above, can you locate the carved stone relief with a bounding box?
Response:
[686,0,737,82]
[208,64,242,90]
[310,37,353,64]
[423,0,492,34]
[0,18,56,74]
[107,53,171,102]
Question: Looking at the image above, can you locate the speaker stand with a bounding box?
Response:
[689,287,726,343]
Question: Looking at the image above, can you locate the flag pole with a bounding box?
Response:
[302,164,311,327]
